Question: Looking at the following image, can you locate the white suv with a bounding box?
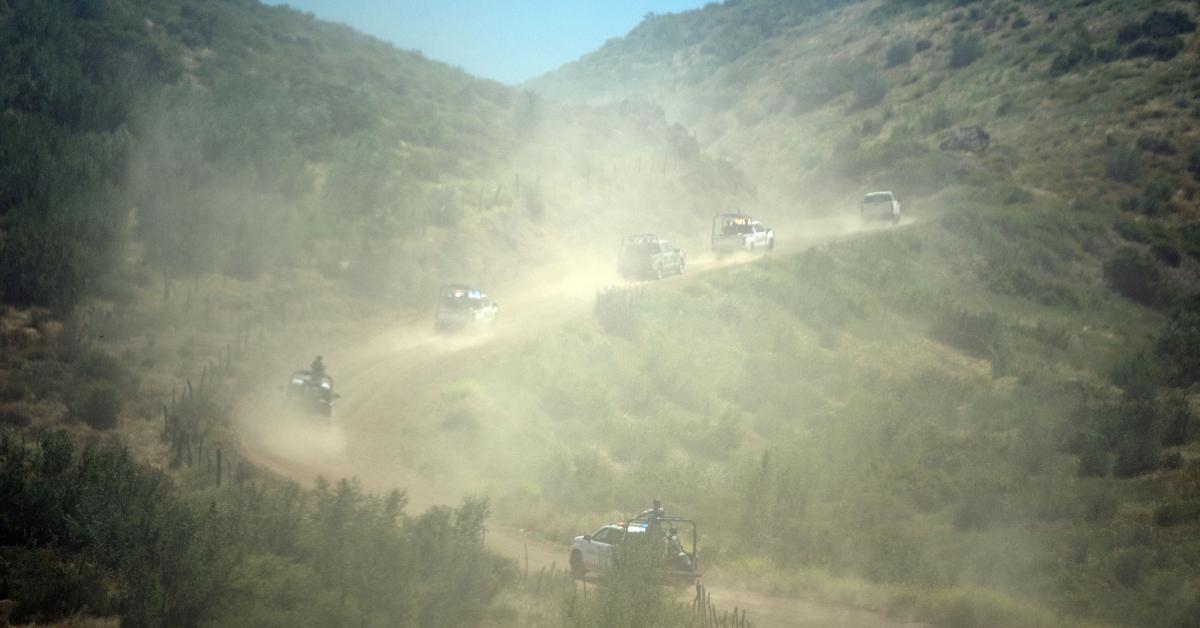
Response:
[861,191,901,224]
[569,523,645,578]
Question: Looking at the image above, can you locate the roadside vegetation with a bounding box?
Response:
[3,0,1200,626]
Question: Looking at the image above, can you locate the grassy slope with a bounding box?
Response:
[0,1,758,625]
[482,1,1200,626]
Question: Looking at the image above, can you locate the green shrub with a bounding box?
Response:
[1127,37,1184,61]
[1119,181,1173,216]
[1136,135,1177,155]
[1141,9,1196,38]
[0,547,111,624]
[0,409,32,428]
[1105,147,1144,183]
[0,378,30,402]
[851,70,889,109]
[949,34,984,68]
[1151,242,1181,267]
[929,306,1000,359]
[594,287,643,339]
[1160,396,1195,446]
[915,38,932,52]
[920,103,954,132]
[1049,42,1093,76]
[1152,501,1200,527]
[1188,148,1200,182]
[1110,353,1160,401]
[885,40,915,67]
[1112,548,1151,588]
[1155,309,1200,386]
[1082,490,1118,523]
[70,382,120,430]
[1104,248,1166,306]
[1113,433,1160,478]
[1117,22,1143,44]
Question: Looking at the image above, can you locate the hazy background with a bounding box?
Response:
[265,0,709,83]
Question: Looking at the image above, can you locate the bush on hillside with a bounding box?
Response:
[920,103,954,132]
[0,409,32,428]
[1103,248,1167,306]
[1151,243,1181,267]
[1155,309,1200,387]
[1105,147,1144,183]
[851,70,889,109]
[1127,37,1183,61]
[1141,10,1196,39]
[70,382,120,430]
[949,34,984,69]
[885,40,915,67]
[1112,548,1152,588]
[1160,395,1195,446]
[594,287,643,339]
[1153,502,1200,527]
[1121,181,1174,217]
[929,306,1000,359]
[1117,22,1143,44]
[915,38,932,52]
[1077,439,1109,478]
[1188,148,1200,182]
[1113,434,1160,479]
[1050,42,1094,76]
[1136,135,1177,155]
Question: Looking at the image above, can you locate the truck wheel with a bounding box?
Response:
[570,551,586,580]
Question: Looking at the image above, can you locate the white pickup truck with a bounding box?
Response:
[434,284,498,331]
[568,515,698,583]
[711,213,774,256]
[860,191,901,223]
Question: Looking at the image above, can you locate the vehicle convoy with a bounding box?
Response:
[711,212,774,256]
[860,190,901,224]
[435,284,498,331]
[286,369,337,418]
[618,234,685,280]
[569,500,700,584]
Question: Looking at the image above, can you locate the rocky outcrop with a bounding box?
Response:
[939,126,991,154]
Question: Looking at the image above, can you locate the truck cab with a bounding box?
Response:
[860,191,901,224]
[618,234,685,280]
[435,284,498,331]
[712,213,774,256]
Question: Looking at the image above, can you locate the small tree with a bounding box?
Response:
[885,40,915,67]
[1103,248,1166,306]
[949,34,984,68]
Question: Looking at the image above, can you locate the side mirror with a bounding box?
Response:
[584,535,592,542]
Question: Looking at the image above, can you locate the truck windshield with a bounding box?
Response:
[864,193,893,203]
[622,242,659,257]
[722,223,754,235]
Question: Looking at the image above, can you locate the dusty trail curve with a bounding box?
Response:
[233,216,927,627]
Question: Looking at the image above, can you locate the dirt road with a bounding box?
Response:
[233,216,927,627]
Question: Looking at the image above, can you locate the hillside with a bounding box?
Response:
[509,1,1200,626]
[0,1,754,625]
[3,1,1200,627]
[532,1,1200,226]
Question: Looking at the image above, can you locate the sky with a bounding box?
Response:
[265,1,709,85]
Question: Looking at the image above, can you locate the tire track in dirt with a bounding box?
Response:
[233,216,926,627]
